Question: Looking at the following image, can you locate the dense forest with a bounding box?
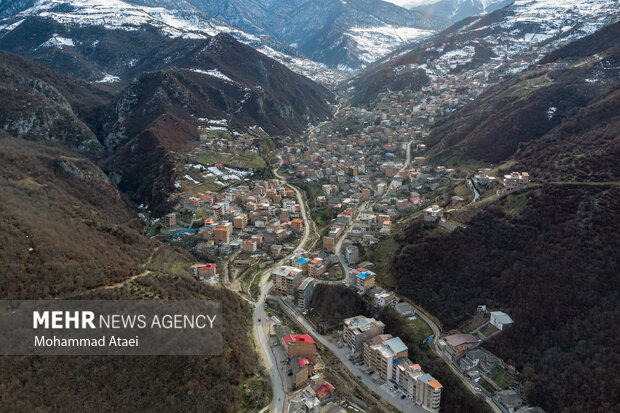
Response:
[0,132,264,412]
[391,185,620,412]
[0,277,260,412]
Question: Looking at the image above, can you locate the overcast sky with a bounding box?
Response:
[383,0,441,8]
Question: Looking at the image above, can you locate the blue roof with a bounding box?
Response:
[295,258,311,265]
[356,271,371,279]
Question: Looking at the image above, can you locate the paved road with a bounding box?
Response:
[250,159,313,413]
[276,297,427,413]
[253,278,285,413]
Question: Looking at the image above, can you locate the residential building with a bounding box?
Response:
[273,266,303,297]
[161,212,177,227]
[242,240,257,252]
[444,334,477,359]
[395,302,415,317]
[214,223,232,243]
[490,311,514,330]
[294,257,311,275]
[354,269,376,292]
[363,336,408,380]
[363,334,392,372]
[297,277,315,309]
[423,205,443,222]
[344,245,359,265]
[322,236,335,253]
[289,357,313,389]
[503,171,530,190]
[291,218,304,233]
[192,263,216,278]
[283,334,317,363]
[416,373,442,413]
[233,214,247,229]
[342,315,385,353]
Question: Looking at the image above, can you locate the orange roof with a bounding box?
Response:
[214,227,228,232]
[292,219,303,223]
[428,380,442,389]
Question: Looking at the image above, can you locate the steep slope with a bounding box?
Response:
[410,0,513,23]
[103,33,334,151]
[0,51,115,154]
[392,185,619,413]
[0,133,261,413]
[387,23,620,413]
[347,0,619,104]
[104,114,198,217]
[424,20,620,178]
[0,0,345,85]
[179,0,445,68]
[0,131,154,297]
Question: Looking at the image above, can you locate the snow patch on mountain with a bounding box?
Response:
[38,34,74,49]
[1,0,346,85]
[346,26,433,65]
[189,68,235,83]
[95,73,120,83]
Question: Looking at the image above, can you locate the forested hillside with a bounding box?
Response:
[0,131,264,412]
[391,185,619,412]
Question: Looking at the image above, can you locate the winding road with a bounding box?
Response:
[250,156,313,413]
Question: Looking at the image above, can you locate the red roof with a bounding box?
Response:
[283,334,316,346]
[315,382,335,399]
[298,358,310,368]
[194,263,215,270]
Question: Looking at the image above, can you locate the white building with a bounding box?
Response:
[490,311,514,330]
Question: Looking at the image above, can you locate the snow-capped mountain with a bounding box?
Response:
[144,0,448,69]
[0,0,346,85]
[409,0,514,22]
[349,0,620,102]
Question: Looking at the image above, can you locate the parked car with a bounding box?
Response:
[400,395,406,400]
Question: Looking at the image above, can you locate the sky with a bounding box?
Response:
[383,0,442,8]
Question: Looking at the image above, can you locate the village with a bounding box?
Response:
[144,43,538,413]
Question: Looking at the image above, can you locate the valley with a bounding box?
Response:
[0,1,618,413]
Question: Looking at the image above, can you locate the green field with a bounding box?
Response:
[368,235,398,289]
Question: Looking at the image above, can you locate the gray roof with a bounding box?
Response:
[384,337,408,355]
[490,311,514,325]
[395,302,415,316]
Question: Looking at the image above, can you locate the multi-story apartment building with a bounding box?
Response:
[363,336,408,381]
[214,223,232,243]
[233,214,247,229]
[363,334,392,371]
[322,236,335,253]
[296,277,315,309]
[291,218,303,233]
[416,373,442,413]
[272,266,303,297]
[354,269,376,292]
[283,334,316,363]
[342,315,385,353]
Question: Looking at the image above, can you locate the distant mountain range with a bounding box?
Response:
[347,0,619,104]
[0,0,447,70]
[0,27,334,212]
[178,0,446,68]
[409,0,513,22]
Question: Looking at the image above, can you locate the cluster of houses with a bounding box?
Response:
[272,325,338,413]
[343,315,442,413]
[162,179,308,281]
